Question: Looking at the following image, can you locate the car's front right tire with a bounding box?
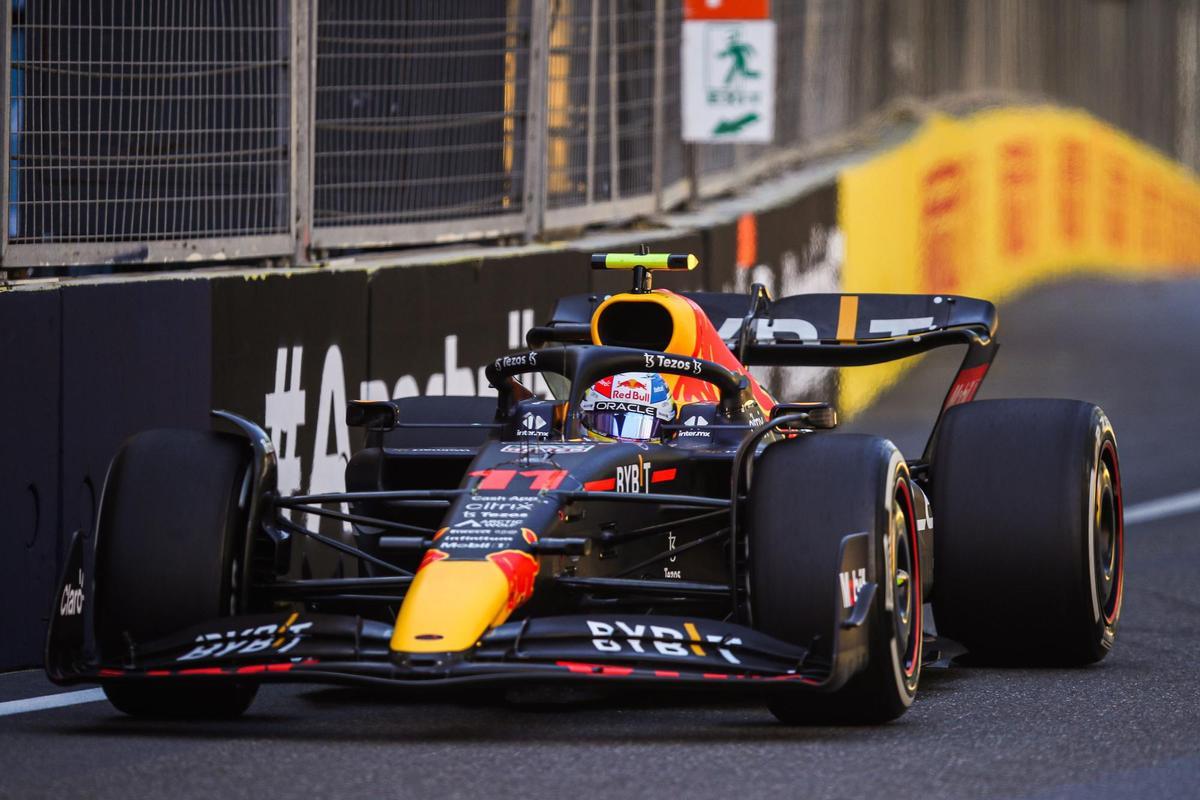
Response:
[748,434,922,724]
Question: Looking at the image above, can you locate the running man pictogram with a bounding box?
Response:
[717,30,760,83]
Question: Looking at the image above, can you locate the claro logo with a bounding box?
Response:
[59,569,84,617]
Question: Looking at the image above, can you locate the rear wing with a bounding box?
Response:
[681,290,997,367]
[683,289,999,462]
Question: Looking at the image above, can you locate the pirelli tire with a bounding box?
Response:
[94,429,258,719]
[931,399,1124,665]
[749,434,922,724]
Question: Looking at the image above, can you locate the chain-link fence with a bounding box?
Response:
[5,0,293,266]
[4,0,1200,269]
[539,0,687,230]
[311,0,529,247]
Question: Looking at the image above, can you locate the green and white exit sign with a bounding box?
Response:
[682,0,775,144]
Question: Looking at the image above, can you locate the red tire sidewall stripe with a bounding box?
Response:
[895,473,922,682]
[1101,438,1124,627]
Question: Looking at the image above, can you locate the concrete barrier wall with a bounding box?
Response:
[1,288,61,667]
[1,278,214,669]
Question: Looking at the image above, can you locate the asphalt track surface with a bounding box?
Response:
[2,277,1199,800]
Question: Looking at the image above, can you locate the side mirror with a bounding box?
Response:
[346,399,401,431]
[769,401,837,430]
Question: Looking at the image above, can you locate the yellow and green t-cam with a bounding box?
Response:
[590,252,699,271]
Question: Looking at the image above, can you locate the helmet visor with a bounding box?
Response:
[583,410,662,441]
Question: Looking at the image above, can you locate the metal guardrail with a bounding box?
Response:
[2,0,1199,270]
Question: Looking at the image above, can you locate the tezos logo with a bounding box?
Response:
[495,352,537,371]
[643,353,702,375]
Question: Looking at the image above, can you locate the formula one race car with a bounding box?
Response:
[46,251,1125,724]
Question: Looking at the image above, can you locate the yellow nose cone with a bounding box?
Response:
[390,560,511,653]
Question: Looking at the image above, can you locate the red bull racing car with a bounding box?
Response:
[46,251,1125,724]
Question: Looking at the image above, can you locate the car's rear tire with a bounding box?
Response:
[95,428,259,718]
[931,399,1124,665]
[749,434,922,724]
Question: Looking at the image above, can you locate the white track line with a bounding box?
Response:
[0,688,105,717]
[1125,489,1200,525]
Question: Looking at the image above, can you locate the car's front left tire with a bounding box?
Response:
[95,428,259,718]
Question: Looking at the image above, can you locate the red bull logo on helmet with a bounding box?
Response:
[600,372,669,406]
[611,376,652,403]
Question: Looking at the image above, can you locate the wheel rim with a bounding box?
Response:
[891,481,921,684]
[1094,443,1123,626]
[892,507,913,646]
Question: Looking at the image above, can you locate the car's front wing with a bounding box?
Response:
[48,602,873,695]
[46,529,875,696]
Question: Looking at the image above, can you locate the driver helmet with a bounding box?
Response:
[580,372,676,442]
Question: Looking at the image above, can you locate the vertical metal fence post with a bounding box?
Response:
[288,0,307,266]
[1,0,11,266]
[1178,0,1200,172]
[608,0,620,202]
[523,0,550,241]
[963,0,986,92]
[652,0,664,210]
[686,144,700,207]
[886,1,915,100]
[585,0,599,205]
[290,0,314,266]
